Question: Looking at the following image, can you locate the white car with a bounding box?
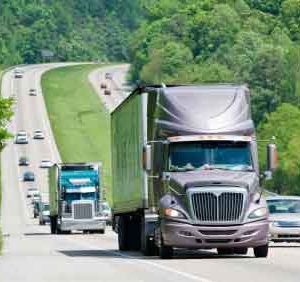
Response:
[33,130,44,139]
[105,72,112,80]
[15,131,29,144]
[39,202,50,225]
[26,187,39,198]
[29,89,37,96]
[40,159,53,168]
[31,192,41,205]
[267,196,300,243]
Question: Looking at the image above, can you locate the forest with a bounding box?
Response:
[1,0,300,194]
[0,0,144,64]
[129,0,300,195]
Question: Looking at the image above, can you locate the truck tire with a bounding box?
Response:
[234,248,248,255]
[217,248,234,255]
[98,229,105,234]
[254,244,268,258]
[118,216,131,251]
[159,236,173,259]
[50,216,57,234]
[141,219,157,256]
[128,215,141,251]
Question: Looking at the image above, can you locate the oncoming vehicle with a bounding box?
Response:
[33,130,44,139]
[267,196,300,242]
[100,82,107,89]
[39,202,50,225]
[111,84,278,259]
[19,156,29,166]
[104,89,111,95]
[100,202,112,225]
[105,72,112,80]
[40,159,53,168]
[49,163,106,234]
[15,131,29,144]
[29,89,37,96]
[14,69,23,78]
[27,187,39,198]
[23,171,35,182]
[31,191,41,205]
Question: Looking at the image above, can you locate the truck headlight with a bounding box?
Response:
[164,208,186,219]
[248,207,268,219]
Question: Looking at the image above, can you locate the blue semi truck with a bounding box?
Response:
[49,163,106,234]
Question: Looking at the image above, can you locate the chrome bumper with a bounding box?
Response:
[59,217,106,231]
[161,219,268,249]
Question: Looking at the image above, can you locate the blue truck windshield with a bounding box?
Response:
[169,141,253,172]
[64,192,96,201]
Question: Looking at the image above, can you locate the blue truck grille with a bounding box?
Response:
[73,203,93,219]
[191,191,245,223]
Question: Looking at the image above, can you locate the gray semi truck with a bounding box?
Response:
[49,163,106,234]
[111,84,277,259]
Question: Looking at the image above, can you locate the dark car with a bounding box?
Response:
[23,171,35,181]
[19,156,29,166]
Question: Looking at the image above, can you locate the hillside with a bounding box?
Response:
[0,0,143,65]
[129,0,300,194]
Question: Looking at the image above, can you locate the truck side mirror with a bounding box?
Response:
[143,144,152,171]
[267,143,278,172]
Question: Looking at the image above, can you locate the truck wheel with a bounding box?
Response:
[159,235,173,259]
[254,244,268,258]
[50,216,57,234]
[99,229,105,234]
[118,216,130,251]
[141,220,156,256]
[217,248,234,255]
[128,215,141,251]
[234,248,248,255]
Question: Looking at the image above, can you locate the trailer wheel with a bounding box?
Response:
[118,216,130,251]
[254,244,268,258]
[128,215,141,251]
[50,216,57,234]
[159,234,173,259]
[141,220,157,256]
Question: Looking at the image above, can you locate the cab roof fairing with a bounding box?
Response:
[147,85,255,139]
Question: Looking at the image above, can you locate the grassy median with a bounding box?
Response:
[0,165,2,254]
[42,64,111,193]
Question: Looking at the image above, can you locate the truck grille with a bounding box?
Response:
[73,203,93,219]
[190,189,246,224]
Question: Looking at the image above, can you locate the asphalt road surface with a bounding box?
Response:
[0,63,300,282]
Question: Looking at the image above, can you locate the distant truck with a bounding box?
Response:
[111,84,277,259]
[49,163,106,234]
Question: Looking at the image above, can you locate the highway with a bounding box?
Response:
[0,63,300,282]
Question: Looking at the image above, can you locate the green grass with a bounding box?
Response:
[42,64,111,194]
[0,163,2,254]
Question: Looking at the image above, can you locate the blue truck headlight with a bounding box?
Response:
[164,208,186,219]
[248,207,268,219]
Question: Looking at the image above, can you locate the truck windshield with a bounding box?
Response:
[169,141,253,172]
[64,192,96,201]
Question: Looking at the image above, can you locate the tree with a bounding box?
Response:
[140,42,193,83]
[281,0,300,41]
[0,96,14,150]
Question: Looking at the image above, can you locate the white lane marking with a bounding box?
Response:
[63,237,215,282]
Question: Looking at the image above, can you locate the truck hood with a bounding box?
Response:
[169,170,258,192]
